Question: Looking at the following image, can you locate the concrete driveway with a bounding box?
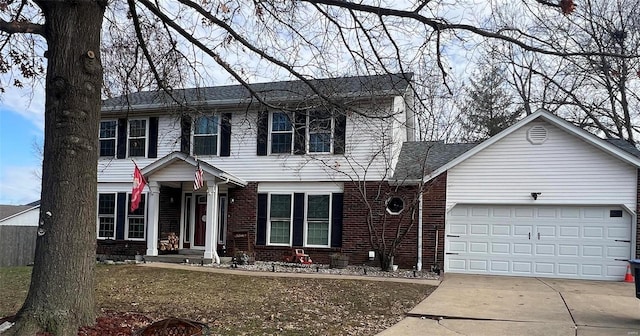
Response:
[378,274,640,336]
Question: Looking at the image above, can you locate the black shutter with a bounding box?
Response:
[256,193,268,245]
[116,192,127,240]
[220,113,232,157]
[180,115,192,154]
[293,193,305,246]
[331,193,343,248]
[294,111,306,155]
[148,117,159,158]
[256,111,268,156]
[334,112,346,155]
[116,118,127,159]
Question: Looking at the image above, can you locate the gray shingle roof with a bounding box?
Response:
[393,141,478,180]
[605,138,640,158]
[0,205,34,221]
[103,73,413,110]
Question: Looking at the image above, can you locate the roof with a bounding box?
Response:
[0,204,40,222]
[393,141,478,181]
[418,109,640,182]
[102,73,413,111]
[141,151,247,187]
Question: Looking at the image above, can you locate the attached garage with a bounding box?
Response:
[445,204,631,281]
[404,110,640,281]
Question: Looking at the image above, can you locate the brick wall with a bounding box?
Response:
[227,183,258,254]
[225,177,447,269]
[96,240,146,260]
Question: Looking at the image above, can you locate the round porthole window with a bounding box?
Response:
[386,197,404,215]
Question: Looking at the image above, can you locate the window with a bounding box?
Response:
[97,193,116,239]
[386,197,404,215]
[99,121,117,157]
[193,115,219,155]
[308,110,333,153]
[268,194,292,245]
[128,119,147,157]
[127,194,146,240]
[270,112,293,154]
[306,194,330,246]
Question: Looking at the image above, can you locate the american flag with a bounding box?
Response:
[194,161,204,190]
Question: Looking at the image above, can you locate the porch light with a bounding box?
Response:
[368,251,375,261]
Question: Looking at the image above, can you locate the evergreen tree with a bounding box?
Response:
[459,64,523,141]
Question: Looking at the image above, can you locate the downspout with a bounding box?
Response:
[417,192,423,271]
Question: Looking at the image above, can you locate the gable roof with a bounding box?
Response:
[141,152,247,187]
[102,73,413,111]
[420,109,640,182]
[0,204,40,222]
[393,141,478,181]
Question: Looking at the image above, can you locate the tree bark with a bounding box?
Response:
[9,1,105,335]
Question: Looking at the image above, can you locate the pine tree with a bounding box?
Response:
[459,64,522,141]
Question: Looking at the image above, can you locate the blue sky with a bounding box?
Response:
[0,95,44,205]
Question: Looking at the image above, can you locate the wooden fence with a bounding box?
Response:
[0,226,37,267]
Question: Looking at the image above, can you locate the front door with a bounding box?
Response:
[194,196,207,247]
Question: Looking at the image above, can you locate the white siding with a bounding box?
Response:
[447,120,638,212]
[0,209,39,226]
[99,100,404,184]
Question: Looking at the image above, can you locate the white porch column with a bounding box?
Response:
[146,181,160,256]
[204,180,220,263]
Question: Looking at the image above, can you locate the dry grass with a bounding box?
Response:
[0,265,435,335]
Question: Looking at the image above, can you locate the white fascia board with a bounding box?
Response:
[423,109,640,182]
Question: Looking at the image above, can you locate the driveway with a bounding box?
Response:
[378,273,640,336]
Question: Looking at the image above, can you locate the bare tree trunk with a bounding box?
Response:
[9,1,105,335]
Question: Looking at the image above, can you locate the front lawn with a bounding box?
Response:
[0,265,435,335]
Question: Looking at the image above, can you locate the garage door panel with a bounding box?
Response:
[535,244,555,256]
[491,243,510,254]
[558,245,579,256]
[445,205,632,281]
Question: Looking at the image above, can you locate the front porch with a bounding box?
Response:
[140,152,247,263]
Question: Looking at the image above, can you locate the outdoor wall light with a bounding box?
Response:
[368,251,375,261]
[531,192,542,200]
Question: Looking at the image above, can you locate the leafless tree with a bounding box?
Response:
[0,0,625,334]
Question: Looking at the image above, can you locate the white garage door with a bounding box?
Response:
[445,205,632,280]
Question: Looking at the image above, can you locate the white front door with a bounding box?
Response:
[445,205,632,281]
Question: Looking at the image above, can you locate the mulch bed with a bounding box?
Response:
[1,310,156,336]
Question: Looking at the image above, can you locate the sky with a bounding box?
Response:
[0,88,44,205]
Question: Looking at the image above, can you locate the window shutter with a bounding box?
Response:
[256,193,268,245]
[148,117,159,158]
[256,111,268,156]
[294,112,306,155]
[116,118,127,159]
[180,115,192,154]
[293,193,304,246]
[220,113,232,157]
[331,193,343,248]
[116,192,127,240]
[334,112,346,155]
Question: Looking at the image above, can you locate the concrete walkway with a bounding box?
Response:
[378,273,640,336]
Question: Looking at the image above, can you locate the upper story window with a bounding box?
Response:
[270,112,293,154]
[193,115,219,156]
[308,110,333,153]
[97,193,116,239]
[99,120,117,157]
[128,119,147,157]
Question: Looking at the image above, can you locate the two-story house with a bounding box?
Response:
[96,73,417,266]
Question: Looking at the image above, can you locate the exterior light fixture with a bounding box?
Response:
[368,251,375,261]
[531,192,541,200]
